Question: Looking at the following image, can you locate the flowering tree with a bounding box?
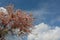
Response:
[0,5,33,40]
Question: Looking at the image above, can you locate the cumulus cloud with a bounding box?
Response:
[28,23,60,40]
[0,7,8,14]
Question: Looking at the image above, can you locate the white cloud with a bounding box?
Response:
[0,7,8,14]
[28,23,60,40]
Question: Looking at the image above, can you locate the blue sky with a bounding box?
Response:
[0,0,60,26]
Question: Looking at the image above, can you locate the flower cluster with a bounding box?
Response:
[0,5,33,40]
